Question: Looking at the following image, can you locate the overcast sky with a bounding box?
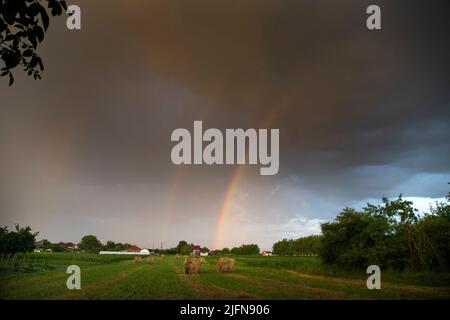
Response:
[1,0,449,251]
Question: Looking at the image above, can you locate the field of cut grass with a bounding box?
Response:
[235,256,450,286]
[0,253,449,300]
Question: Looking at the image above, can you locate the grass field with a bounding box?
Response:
[0,253,449,300]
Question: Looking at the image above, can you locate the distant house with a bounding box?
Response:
[208,250,219,256]
[261,251,272,257]
[191,245,201,256]
[126,245,142,252]
[60,242,79,251]
[35,240,45,249]
[99,245,152,256]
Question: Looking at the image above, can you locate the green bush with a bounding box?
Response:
[230,244,260,255]
[0,225,37,254]
[320,196,450,271]
[273,235,322,256]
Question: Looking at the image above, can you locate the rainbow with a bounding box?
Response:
[160,165,186,245]
[212,103,282,249]
[162,93,286,250]
[213,165,245,249]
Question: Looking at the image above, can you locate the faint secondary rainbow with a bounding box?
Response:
[160,90,221,245]
[161,165,187,243]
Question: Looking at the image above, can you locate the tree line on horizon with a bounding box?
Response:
[272,235,321,256]
[273,193,450,272]
[1,192,448,272]
[0,228,260,256]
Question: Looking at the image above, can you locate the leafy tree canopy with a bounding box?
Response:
[0,224,38,253]
[272,235,322,256]
[0,0,67,85]
[78,235,103,253]
[320,194,450,271]
[230,244,260,255]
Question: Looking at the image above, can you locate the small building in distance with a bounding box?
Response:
[208,250,219,256]
[127,245,142,252]
[261,251,272,257]
[59,242,79,251]
[35,240,45,250]
[100,245,152,255]
[191,245,202,256]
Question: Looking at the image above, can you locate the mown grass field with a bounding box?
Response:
[0,253,449,300]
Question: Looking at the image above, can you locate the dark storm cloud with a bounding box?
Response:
[115,0,450,171]
[1,0,449,248]
[112,0,450,203]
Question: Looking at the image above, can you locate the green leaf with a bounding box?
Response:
[39,6,49,31]
[35,26,44,42]
[50,2,62,16]
[3,2,18,25]
[60,1,68,11]
[28,3,41,17]
[4,51,21,69]
[37,56,44,71]
[28,34,37,48]
[30,55,38,68]
[0,20,7,33]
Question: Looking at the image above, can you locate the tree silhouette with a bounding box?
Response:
[78,235,103,253]
[0,0,66,86]
[0,224,38,253]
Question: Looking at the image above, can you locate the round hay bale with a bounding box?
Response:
[217,258,235,273]
[184,258,201,274]
[199,257,206,264]
[146,257,154,264]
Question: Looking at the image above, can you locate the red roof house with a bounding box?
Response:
[127,245,142,252]
[191,245,201,254]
